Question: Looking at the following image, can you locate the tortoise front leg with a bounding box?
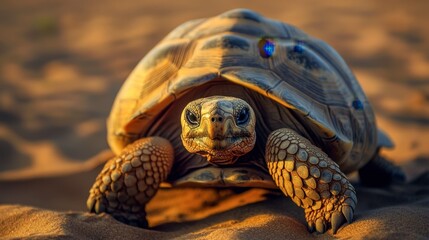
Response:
[265,128,356,234]
[87,137,174,227]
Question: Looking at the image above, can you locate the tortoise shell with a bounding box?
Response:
[107,9,378,174]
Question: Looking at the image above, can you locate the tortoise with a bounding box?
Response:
[87,9,405,234]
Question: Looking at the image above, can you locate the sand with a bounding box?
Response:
[1,172,429,239]
[1,0,429,239]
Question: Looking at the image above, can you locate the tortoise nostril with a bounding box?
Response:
[211,116,223,122]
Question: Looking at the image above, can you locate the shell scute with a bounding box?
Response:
[201,34,250,51]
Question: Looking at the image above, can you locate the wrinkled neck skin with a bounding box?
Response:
[144,81,314,181]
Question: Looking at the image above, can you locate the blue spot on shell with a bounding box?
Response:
[352,100,364,110]
[258,38,275,58]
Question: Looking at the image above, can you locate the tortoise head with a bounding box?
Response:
[181,96,256,165]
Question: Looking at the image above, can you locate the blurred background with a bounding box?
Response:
[1,0,428,211]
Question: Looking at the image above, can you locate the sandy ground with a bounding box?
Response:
[1,0,429,239]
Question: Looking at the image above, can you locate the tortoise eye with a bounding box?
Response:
[185,110,199,126]
[236,107,250,125]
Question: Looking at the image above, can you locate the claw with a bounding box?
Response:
[344,198,356,209]
[87,197,95,212]
[342,205,354,223]
[315,218,326,233]
[344,189,357,205]
[331,212,346,234]
[308,222,315,233]
[94,200,105,213]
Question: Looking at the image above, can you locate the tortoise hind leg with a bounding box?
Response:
[87,137,174,227]
[265,128,356,234]
[358,155,406,187]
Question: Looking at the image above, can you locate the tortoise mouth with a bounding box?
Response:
[182,134,256,165]
[198,136,245,150]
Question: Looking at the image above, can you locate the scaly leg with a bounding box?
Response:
[265,128,356,234]
[87,137,174,227]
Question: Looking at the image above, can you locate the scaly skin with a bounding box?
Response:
[87,137,174,227]
[265,128,356,234]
